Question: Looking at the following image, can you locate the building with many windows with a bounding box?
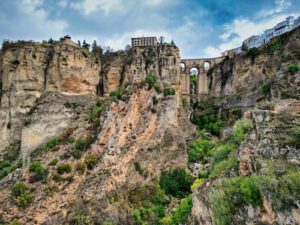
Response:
[222,16,300,57]
[131,37,158,47]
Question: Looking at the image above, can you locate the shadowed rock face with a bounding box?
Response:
[0,42,100,156]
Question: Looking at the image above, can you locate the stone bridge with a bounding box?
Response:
[180,57,224,96]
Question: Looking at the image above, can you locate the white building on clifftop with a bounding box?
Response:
[222,16,300,57]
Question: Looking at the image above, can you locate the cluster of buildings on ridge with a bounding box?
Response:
[222,16,300,58]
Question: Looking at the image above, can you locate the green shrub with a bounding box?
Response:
[159,168,195,198]
[130,185,168,225]
[109,87,128,100]
[11,182,33,209]
[171,195,193,225]
[191,178,205,191]
[188,139,213,163]
[4,146,20,162]
[85,154,98,170]
[134,161,143,175]
[246,47,259,62]
[210,156,238,177]
[49,158,59,166]
[211,143,237,166]
[163,88,176,96]
[64,101,81,109]
[31,136,61,158]
[76,162,86,175]
[52,173,62,182]
[154,84,162,93]
[231,119,253,143]
[9,219,22,225]
[145,73,157,88]
[11,182,28,197]
[29,162,49,182]
[0,160,21,180]
[191,103,223,136]
[152,96,159,105]
[261,81,272,96]
[70,210,93,225]
[182,97,188,109]
[57,163,72,175]
[288,64,299,74]
[72,136,94,159]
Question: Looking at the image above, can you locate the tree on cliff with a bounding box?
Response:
[82,40,90,50]
[91,40,103,56]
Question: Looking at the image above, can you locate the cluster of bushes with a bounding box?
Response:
[64,101,81,109]
[72,136,94,159]
[260,81,273,96]
[288,64,299,74]
[29,162,49,182]
[3,145,20,162]
[57,163,72,175]
[187,137,213,163]
[210,172,300,225]
[188,119,252,180]
[130,185,168,225]
[11,182,34,209]
[0,160,22,180]
[109,87,128,100]
[145,73,157,88]
[31,136,62,158]
[246,47,259,63]
[85,154,99,170]
[191,102,223,136]
[163,88,176,96]
[159,168,195,198]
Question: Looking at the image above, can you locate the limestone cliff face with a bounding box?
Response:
[0,41,100,157]
[0,44,193,224]
[191,28,300,225]
[208,27,300,109]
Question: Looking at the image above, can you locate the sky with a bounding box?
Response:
[0,0,299,58]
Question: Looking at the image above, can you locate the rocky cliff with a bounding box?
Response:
[190,28,300,225]
[0,28,299,225]
[0,41,193,224]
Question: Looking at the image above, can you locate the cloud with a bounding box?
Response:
[204,14,294,57]
[259,0,291,17]
[70,0,123,15]
[0,0,68,41]
[58,0,69,8]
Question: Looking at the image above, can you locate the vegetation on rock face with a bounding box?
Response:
[163,88,176,96]
[191,102,223,136]
[0,160,22,180]
[29,161,49,182]
[57,163,72,175]
[210,172,300,225]
[11,182,34,209]
[288,64,299,74]
[130,185,168,225]
[145,73,157,88]
[85,154,99,170]
[109,87,128,100]
[171,195,193,225]
[72,136,94,159]
[159,168,195,198]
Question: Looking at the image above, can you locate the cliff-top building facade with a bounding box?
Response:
[131,37,158,47]
[222,16,300,57]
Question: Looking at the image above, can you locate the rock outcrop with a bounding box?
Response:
[0,41,100,158]
[0,42,193,224]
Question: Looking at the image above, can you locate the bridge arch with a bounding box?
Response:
[180,57,224,96]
